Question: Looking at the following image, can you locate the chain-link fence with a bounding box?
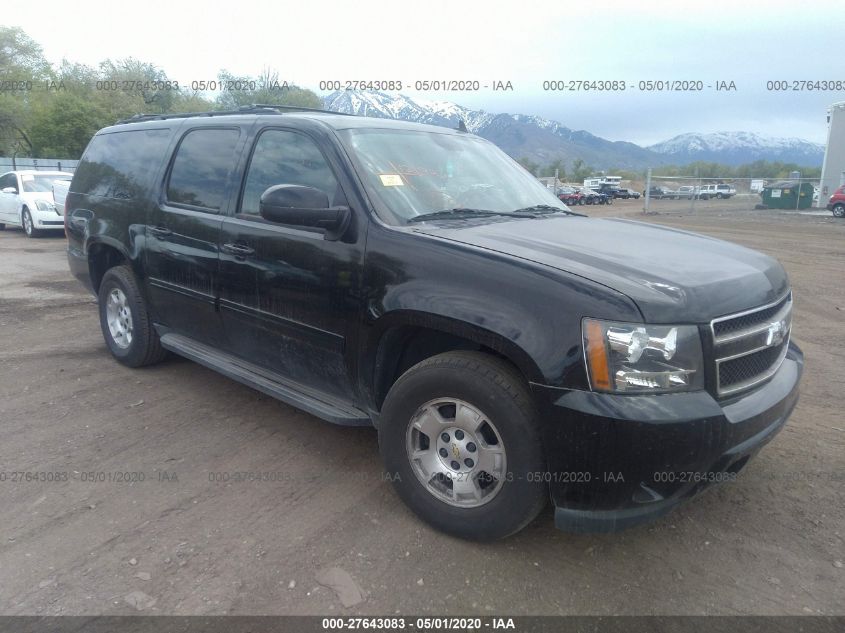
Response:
[639,175,824,214]
[0,158,78,173]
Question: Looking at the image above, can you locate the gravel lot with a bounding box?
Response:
[0,199,843,616]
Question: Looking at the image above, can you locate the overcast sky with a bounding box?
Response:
[10,0,843,145]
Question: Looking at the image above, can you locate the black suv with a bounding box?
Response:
[66,106,803,540]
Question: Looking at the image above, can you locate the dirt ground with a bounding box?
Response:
[0,197,843,616]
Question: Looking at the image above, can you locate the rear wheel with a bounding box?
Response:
[833,204,845,218]
[22,208,41,238]
[379,351,547,541]
[98,265,168,367]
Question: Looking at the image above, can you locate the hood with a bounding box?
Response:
[21,191,56,203]
[415,216,789,323]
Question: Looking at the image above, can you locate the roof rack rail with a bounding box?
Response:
[114,104,349,125]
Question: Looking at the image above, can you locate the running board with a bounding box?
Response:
[159,332,372,426]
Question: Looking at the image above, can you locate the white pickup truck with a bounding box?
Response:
[52,179,71,215]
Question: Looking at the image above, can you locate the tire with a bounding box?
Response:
[379,351,547,541]
[832,204,845,218]
[22,208,42,238]
[716,193,724,199]
[98,265,168,368]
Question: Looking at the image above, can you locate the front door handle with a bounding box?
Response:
[149,226,172,237]
[222,243,255,258]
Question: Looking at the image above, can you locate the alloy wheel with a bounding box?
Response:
[105,288,134,349]
[405,398,507,508]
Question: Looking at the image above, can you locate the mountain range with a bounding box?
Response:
[321,91,825,169]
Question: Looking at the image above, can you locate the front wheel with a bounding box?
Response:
[833,204,845,218]
[98,265,168,367]
[22,208,42,238]
[379,351,547,541]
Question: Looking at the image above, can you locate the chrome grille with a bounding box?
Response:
[711,292,792,396]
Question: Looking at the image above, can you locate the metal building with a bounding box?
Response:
[818,101,845,206]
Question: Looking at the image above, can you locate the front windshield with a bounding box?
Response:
[338,128,570,224]
[21,175,66,193]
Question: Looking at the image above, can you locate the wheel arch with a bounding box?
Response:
[86,238,136,293]
[364,310,544,415]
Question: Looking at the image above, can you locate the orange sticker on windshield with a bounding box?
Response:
[379,174,404,186]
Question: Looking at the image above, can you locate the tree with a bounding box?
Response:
[215,68,321,110]
[0,26,52,156]
[28,92,108,158]
[539,159,566,180]
[570,159,594,183]
[97,58,179,116]
[517,157,540,176]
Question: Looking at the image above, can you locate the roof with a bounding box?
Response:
[108,104,469,136]
[766,180,802,189]
[2,170,73,176]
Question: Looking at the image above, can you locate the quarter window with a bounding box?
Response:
[240,129,341,216]
[73,129,170,199]
[167,129,241,211]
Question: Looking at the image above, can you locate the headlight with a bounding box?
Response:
[35,199,56,212]
[582,318,704,393]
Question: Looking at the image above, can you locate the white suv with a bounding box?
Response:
[0,170,73,237]
[698,183,736,200]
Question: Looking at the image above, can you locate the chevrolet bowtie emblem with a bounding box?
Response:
[452,443,461,459]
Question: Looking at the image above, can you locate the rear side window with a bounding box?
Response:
[73,129,171,199]
[166,128,240,212]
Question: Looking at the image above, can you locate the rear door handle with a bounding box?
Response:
[149,226,172,237]
[222,243,255,258]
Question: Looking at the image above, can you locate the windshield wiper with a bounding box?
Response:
[511,204,585,217]
[407,208,541,223]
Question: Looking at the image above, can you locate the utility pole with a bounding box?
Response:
[644,168,652,213]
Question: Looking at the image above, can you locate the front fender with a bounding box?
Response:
[360,224,642,394]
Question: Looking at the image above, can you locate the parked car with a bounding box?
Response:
[0,170,73,236]
[826,185,845,217]
[618,188,640,199]
[670,186,697,200]
[643,186,671,199]
[52,179,72,216]
[698,183,736,199]
[597,186,626,199]
[65,107,802,540]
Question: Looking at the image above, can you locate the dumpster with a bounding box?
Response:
[760,180,814,209]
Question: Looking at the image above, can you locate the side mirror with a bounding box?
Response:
[259,185,350,239]
[1,187,17,194]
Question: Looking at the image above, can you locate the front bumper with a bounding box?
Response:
[532,341,803,533]
[32,207,65,229]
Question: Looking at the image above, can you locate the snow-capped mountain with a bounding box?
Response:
[323,90,658,169]
[322,91,496,132]
[322,91,824,168]
[647,132,824,166]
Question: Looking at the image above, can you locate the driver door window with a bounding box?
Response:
[240,129,343,215]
